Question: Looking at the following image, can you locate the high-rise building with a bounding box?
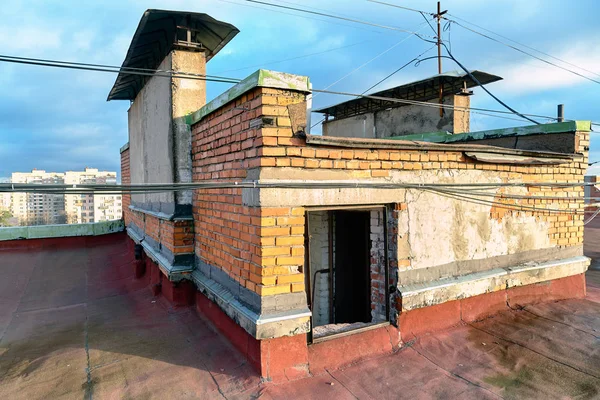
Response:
[9,168,122,226]
[11,170,66,225]
[64,168,122,224]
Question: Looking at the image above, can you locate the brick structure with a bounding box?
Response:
[113,9,592,383]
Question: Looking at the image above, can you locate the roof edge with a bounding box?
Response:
[0,220,124,242]
[391,121,592,144]
[186,69,311,125]
[305,134,577,164]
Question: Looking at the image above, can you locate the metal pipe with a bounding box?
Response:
[558,104,564,122]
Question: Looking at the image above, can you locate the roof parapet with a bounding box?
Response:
[392,120,592,144]
[186,69,311,126]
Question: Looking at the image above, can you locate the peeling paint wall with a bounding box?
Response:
[370,209,386,322]
[128,55,174,213]
[172,50,206,206]
[403,172,551,270]
[323,96,470,139]
[308,211,330,326]
[128,51,207,214]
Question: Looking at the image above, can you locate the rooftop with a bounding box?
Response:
[0,226,598,398]
[391,120,592,143]
[107,9,239,101]
[313,70,502,119]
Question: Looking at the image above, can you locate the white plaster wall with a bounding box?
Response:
[253,168,557,278]
[323,114,374,138]
[401,171,552,270]
[322,97,457,139]
[370,209,387,322]
[308,211,331,326]
[171,51,206,206]
[128,55,174,208]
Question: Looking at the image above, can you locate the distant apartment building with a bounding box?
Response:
[0,192,10,210]
[9,168,122,226]
[11,170,66,225]
[64,168,122,224]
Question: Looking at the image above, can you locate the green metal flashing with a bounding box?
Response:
[0,220,124,241]
[120,142,130,154]
[186,69,311,126]
[392,121,592,144]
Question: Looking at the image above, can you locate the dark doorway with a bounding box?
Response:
[333,210,371,324]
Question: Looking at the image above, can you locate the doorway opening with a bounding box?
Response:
[305,207,389,342]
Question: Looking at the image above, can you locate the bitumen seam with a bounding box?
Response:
[466,322,600,380]
[520,307,600,339]
[408,343,505,399]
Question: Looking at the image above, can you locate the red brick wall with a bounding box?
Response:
[121,145,194,258]
[191,87,307,296]
[191,83,588,298]
[126,208,194,256]
[254,136,588,249]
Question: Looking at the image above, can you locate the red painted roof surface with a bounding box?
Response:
[0,231,599,399]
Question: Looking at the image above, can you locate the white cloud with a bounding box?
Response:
[481,39,600,95]
[0,26,62,52]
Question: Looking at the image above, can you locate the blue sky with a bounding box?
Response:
[1,0,600,179]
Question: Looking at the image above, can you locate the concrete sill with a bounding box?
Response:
[399,255,590,311]
[311,321,390,344]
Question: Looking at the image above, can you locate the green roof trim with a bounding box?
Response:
[0,220,124,241]
[185,69,311,126]
[391,121,592,144]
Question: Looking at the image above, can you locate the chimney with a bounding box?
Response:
[107,10,238,216]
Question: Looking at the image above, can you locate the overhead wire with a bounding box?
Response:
[311,41,436,130]
[239,0,438,39]
[365,1,599,124]
[0,55,241,84]
[0,54,585,125]
[215,0,385,34]
[362,0,541,125]
[447,19,600,86]
[584,208,600,225]
[3,181,595,216]
[213,40,372,74]
[361,44,437,94]
[446,12,600,80]
[312,20,432,98]
[367,0,432,16]
[0,54,235,81]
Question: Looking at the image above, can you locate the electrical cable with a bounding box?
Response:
[440,43,541,125]
[423,188,587,215]
[367,0,433,16]
[419,11,438,37]
[0,54,584,124]
[0,54,236,81]
[584,208,600,225]
[0,55,241,84]
[312,44,436,130]
[215,0,385,34]
[2,180,597,192]
[6,183,594,216]
[312,21,432,98]
[447,19,600,86]
[240,0,438,39]
[361,45,437,94]
[310,86,557,121]
[213,40,372,74]
[446,12,600,80]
